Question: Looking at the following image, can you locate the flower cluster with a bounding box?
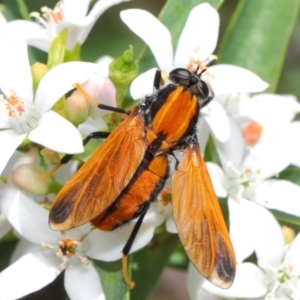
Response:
[0,1,299,300]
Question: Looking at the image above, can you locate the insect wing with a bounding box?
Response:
[171,142,236,288]
[49,109,147,230]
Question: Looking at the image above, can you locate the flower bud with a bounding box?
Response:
[64,90,89,126]
[40,148,61,165]
[109,46,138,87]
[81,74,116,119]
[281,225,296,244]
[12,164,52,196]
[31,62,49,90]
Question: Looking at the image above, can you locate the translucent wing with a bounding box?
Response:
[171,142,236,288]
[49,109,147,230]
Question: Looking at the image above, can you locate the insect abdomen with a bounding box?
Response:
[91,154,169,231]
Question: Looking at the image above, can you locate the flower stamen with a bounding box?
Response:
[259,253,300,300]
[0,91,41,133]
[42,234,89,270]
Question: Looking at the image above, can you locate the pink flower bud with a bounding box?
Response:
[81,74,116,119]
[64,90,89,126]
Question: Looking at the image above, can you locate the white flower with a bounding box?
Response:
[8,0,130,51]
[0,26,103,175]
[206,119,300,263]
[0,187,158,299]
[193,231,300,300]
[120,3,268,145]
[185,90,300,298]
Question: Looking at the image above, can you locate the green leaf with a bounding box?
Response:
[270,209,300,229]
[279,166,300,185]
[217,0,300,92]
[47,29,68,69]
[204,136,221,165]
[16,0,30,20]
[93,259,129,300]
[131,231,179,300]
[109,46,139,107]
[167,242,189,270]
[138,0,223,73]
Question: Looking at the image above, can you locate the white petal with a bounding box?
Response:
[196,118,210,151]
[76,0,131,45]
[1,151,22,181]
[120,9,173,69]
[63,0,90,20]
[242,124,293,178]
[8,20,50,52]
[0,129,25,175]
[65,263,104,300]
[255,180,300,217]
[35,62,99,114]
[90,0,130,19]
[0,109,10,129]
[187,264,222,300]
[0,187,58,245]
[0,31,33,101]
[215,117,245,167]
[95,55,114,77]
[209,65,269,95]
[10,238,41,264]
[228,198,254,262]
[78,117,108,137]
[0,251,60,300]
[143,202,166,228]
[206,162,227,197]
[0,12,7,29]
[229,198,284,266]
[166,215,177,233]
[202,101,230,143]
[87,222,155,261]
[130,68,157,100]
[248,94,300,127]
[289,122,300,167]
[56,19,93,50]
[203,263,267,298]
[175,3,219,65]
[28,111,83,154]
[0,216,11,239]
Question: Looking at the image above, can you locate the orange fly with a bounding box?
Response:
[48,67,236,289]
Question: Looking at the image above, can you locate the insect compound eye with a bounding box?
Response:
[168,68,192,86]
[197,80,210,100]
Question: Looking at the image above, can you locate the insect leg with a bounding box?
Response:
[74,83,131,115]
[122,203,150,289]
[42,131,110,179]
[97,103,131,115]
[153,69,162,90]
